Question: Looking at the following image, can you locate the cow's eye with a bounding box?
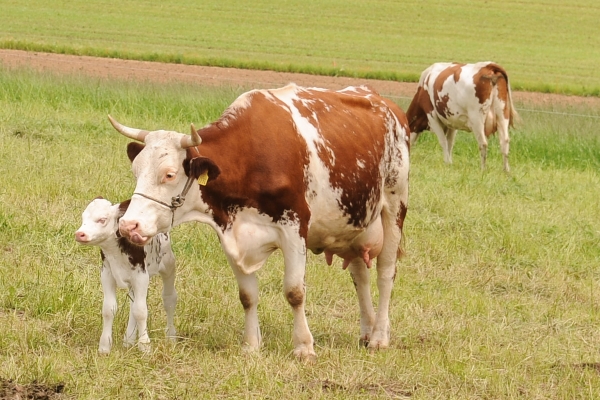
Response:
[97,218,107,224]
[165,172,176,181]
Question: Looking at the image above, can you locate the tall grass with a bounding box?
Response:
[1,0,600,96]
[0,68,599,398]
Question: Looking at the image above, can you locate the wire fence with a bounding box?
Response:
[381,94,600,120]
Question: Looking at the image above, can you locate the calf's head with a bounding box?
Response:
[108,116,219,245]
[75,197,117,245]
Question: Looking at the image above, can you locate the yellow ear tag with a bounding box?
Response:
[197,170,209,186]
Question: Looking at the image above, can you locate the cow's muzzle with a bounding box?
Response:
[118,220,149,245]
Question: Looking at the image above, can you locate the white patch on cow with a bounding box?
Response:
[219,90,255,128]
[264,85,350,240]
[217,206,303,275]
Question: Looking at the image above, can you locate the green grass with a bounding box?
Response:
[1,0,600,96]
[1,67,600,398]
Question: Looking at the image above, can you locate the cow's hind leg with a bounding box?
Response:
[368,192,407,351]
[347,259,375,346]
[497,117,511,173]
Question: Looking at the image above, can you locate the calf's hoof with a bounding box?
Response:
[137,341,151,354]
[293,346,317,364]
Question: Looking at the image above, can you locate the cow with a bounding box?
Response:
[108,83,410,361]
[75,197,177,354]
[406,61,519,172]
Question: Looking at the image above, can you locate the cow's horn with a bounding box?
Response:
[181,123,202,148]
[108,115,150,142]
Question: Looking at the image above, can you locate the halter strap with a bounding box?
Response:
[132,174,197,226]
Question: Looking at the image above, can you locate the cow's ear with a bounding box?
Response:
[126,142,145,163]
[188,157,221,184]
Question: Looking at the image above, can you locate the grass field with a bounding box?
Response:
[1,0,600,96]
[0,65,599,399]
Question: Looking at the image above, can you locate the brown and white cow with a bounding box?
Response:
[108,84,410,361]
[406,62,518,172]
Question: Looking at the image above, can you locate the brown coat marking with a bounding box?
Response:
[432,63,464,118]
[116,199,146,270]
[286,286,305,309]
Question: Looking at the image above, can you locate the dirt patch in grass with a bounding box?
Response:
[0,379,64,400]
[2,49,599,110]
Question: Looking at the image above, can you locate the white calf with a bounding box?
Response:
[75,197,177,353]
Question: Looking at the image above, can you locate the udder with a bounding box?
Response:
[319,217,384,269]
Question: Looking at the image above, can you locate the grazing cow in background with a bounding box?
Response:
[75,197,177,354]
[108,83,410,361]
[406,61,518,172]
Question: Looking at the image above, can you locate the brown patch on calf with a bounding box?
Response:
[115,199,146,270]
[286,286,305,309]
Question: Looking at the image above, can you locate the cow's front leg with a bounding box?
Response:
[99,267,117,354]
[232,268,261,352]
[282,243,315,362]
[428,118,453,164]
[347,259,375,346]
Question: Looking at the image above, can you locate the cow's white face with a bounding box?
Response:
[118,131,190,245]
[75,198,117,245]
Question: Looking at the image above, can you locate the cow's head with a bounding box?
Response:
[108,115,219,245]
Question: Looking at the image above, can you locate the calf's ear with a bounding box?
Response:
[187,157,221,183]
[126,142,145,162]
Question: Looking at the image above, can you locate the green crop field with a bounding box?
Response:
[0,63,599,398]
[1,0,600,96]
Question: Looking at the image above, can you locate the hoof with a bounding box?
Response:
[366,340,389,352]
[241,342,260,355]
[137,341,151,354]
[293,347,317,364]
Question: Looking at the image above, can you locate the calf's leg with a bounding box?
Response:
[160,256,178,340]
[129,272,151,353]
[99,267,117,354]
